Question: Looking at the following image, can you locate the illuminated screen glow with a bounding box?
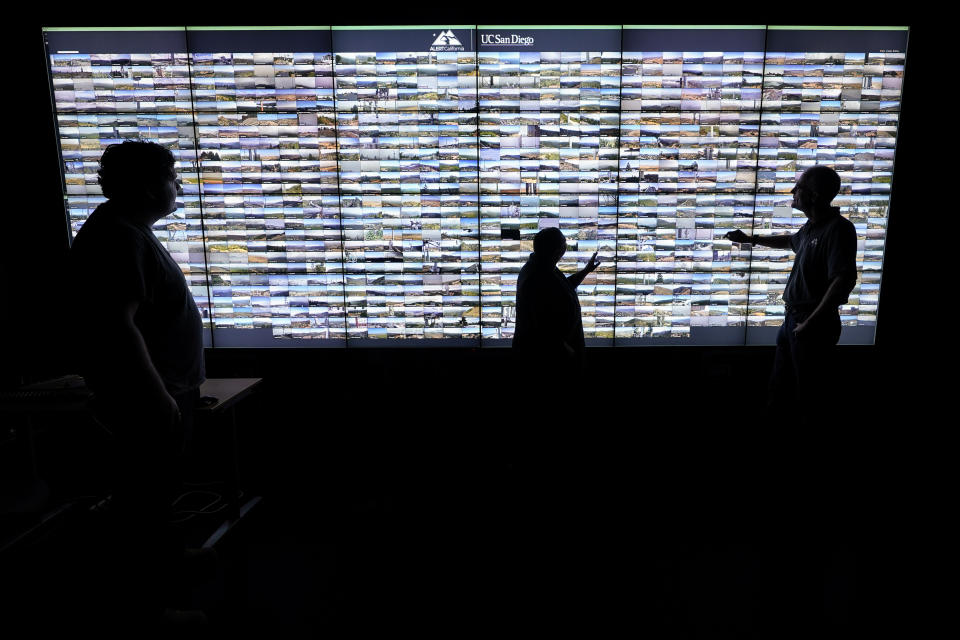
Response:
[44,25,907,347]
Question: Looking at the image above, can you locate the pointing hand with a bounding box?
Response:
[725,230,752,244]
[586,252,601,272]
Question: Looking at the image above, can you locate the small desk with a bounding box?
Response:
[198,378,261,415]
[195,378,263,549]
[0,376,263,552]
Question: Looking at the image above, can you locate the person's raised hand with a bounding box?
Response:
[725,229,752,244]
[586,251,601,272]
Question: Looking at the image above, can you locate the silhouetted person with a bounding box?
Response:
[726,165,856,424]
[513,227,600,374]
[68,140,209,629]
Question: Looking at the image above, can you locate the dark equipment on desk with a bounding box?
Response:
[2,377,261,550]
[196,395,218,409]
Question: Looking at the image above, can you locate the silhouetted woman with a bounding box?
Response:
[512,227,599,372]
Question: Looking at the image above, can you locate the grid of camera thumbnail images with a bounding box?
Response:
[48,29,905,344]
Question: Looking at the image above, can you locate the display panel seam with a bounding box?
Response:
[474,26,484,347]
[743,25,771,346]
[330,28,354,347]
[184,26,217,348]
[613,24,626,347]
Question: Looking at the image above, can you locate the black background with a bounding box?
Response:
[3,8,944,636]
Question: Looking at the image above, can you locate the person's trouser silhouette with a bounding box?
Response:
[768,307,842,425]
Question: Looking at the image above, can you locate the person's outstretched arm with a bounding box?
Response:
[566,252,601,289]
[725,229,793,250]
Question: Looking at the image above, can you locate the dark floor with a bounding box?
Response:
[6,439,882,638]
[3,345,932,637]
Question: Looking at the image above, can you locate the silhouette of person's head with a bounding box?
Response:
[533,227,566,265]
[97,140,182,222]
[792,165,841,216]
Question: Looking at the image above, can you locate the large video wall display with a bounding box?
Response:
[749,27,905,345]
[44,25,909,348]
[475,27,622,344]
[330,27,481,345]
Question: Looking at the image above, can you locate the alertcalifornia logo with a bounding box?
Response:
[430,30,465,52]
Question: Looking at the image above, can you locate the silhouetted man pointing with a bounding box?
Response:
[726,165,857,422]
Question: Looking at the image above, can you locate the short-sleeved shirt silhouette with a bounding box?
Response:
[513,253,584,357]
[783,207,857,310]
[69,200,205,396]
